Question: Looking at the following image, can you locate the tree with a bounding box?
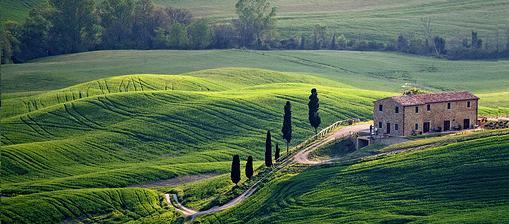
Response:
[337,34,347,49]
[188,19,212,49]
[155,23,189,49]
[421,17,439,56]
[212,24,237,48]
[48,0,100,54]
[231,155,241,185]
[133,0,157,49]
[312,24,327,49]
[14,5,52,62]
[308,88,321,135]
[275,143,280,162]
[433,36,446,55]
[330,33,337,50]
[265,130,272,167]
[235,0,277,47]
[245,156,253,179]
[0,21,20,64]
[397,34,409,52]
[471,31,482,49]
[99,0,136,49]
[299,34,306,49]
[281,101,292,154]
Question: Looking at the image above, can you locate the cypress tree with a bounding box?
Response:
[245,156,253,179]
[265,130,272,167]
[275,143,280,162]
[231,155,241,185]
[308,88,321,135]
[281,101,292,155]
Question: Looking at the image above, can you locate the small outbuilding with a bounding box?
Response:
[373,91,479,136]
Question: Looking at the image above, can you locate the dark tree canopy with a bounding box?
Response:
[275,143,280,162]
[231,155,241,185]
[48,0,99,54]
[308,88,321,134]
[235,0,276,47]
[281,101,292,154]
[245,156,253,179]
[434,36,446,55]
[265,130,272,167]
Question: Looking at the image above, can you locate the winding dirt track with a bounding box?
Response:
[165,123,370,219]
[293,124,370,165]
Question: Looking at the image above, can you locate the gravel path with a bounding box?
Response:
[165,123,370,219]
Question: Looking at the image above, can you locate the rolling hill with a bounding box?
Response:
[1,67,388,222]
[4,50,509,116]
[198,130,509,223]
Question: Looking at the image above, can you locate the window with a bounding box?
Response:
[379,104,383,111]
[427,104,431,111]
[395,124,399,130]
[467,101,471,108]
[378,122,382,128]
[447,102,451,109]
[395,106,399,113]
[415,123,419,130]
[415,106,419,113]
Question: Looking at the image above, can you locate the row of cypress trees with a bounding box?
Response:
[230,88,321,185]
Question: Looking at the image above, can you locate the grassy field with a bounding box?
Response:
[0,187,177,223]
[4,50,509,115]
[1,49,509,222]
[3,0,509,44]
[199,130,509,223]
[1,67,388,222]
[4,50,509,94]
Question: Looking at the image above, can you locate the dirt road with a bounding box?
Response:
[165,123,370,220]
[293,124,370,165]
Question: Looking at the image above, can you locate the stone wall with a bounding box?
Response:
[374,98,478,136]
[402,99,478,136]
[373,98,404,136]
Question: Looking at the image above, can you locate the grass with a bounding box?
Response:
[4,50,509,94]
[3,0,509,45]
[4,50,508,116]
[1,67,387,222]
[198,129,509,223]
[0,187,176,223]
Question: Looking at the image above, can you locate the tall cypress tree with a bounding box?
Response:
[245,156,253,179]
[231,155,241,185]
[308,88,321,135]
[281,101,292,155]
[265,130,272,167]
[275,143,280,162]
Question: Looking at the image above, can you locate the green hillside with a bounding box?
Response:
[200,130,509,223]
[4,50,509,94]
[3,0,508,44]
[4,50,509,116]
[1,68,388,222]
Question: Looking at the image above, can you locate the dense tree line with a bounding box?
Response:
[0,0,280,63]
[4,0,508,63]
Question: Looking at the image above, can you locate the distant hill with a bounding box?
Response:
[3,0,508,43]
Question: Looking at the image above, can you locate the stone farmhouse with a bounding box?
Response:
[373,91,479,136]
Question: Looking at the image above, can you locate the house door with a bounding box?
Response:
[463,119,470,129]
[386,123,391,134]
[423,122,430,133]
[444,120,451,131]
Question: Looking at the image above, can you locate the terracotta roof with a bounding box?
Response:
[383,91,479,106]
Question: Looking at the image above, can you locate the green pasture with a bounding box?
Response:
[200,130,509,223]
